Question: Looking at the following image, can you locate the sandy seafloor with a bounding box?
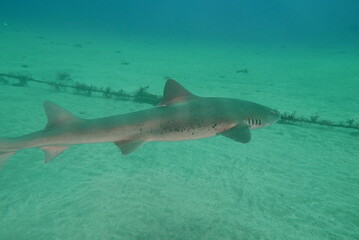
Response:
[0,25,358,240]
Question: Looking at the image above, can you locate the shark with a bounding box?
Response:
[0,79,280,167]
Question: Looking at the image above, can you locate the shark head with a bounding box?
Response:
[240,102,281,130]
[263,108,281,127]
[161,79,280,131]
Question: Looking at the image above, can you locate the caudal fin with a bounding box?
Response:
[0,137,16,168]
[0,102,78,168]
[0,152,15,168]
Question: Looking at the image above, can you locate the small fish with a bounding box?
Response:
[0,79,280,167]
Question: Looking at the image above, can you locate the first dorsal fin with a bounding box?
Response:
[43,101,82,129]
[159,79,197,106]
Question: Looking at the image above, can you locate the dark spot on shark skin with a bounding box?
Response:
[139,128,143,132]
[192,132,194,135]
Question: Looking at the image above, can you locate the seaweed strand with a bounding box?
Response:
[0,73,161,105]
[0,72,358,130]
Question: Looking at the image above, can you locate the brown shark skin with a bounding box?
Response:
[0,80,280,164]
[3,98,278,149]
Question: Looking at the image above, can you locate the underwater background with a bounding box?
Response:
[0,0,358,239]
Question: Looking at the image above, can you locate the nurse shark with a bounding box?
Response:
[0,79,280,167]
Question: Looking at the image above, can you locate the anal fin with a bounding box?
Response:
[114,140,144,155]
[41,145,70,163]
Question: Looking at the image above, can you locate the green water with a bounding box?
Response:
[1,2,359,239]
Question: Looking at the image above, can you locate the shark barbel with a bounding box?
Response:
[0,79,280,167]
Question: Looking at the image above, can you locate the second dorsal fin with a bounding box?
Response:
[159,79,197,106]
[43,101,82,129]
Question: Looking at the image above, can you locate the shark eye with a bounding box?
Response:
[271,110,279,115]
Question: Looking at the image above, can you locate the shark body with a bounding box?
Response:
[0,80,280,166]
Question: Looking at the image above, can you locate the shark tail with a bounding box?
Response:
[0,101,78,168]
[0,138,16,168]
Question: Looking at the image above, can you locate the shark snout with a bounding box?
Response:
[269,109,281,123]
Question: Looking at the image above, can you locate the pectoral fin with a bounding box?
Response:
[221,126,251,143]
[114,140,145,155]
